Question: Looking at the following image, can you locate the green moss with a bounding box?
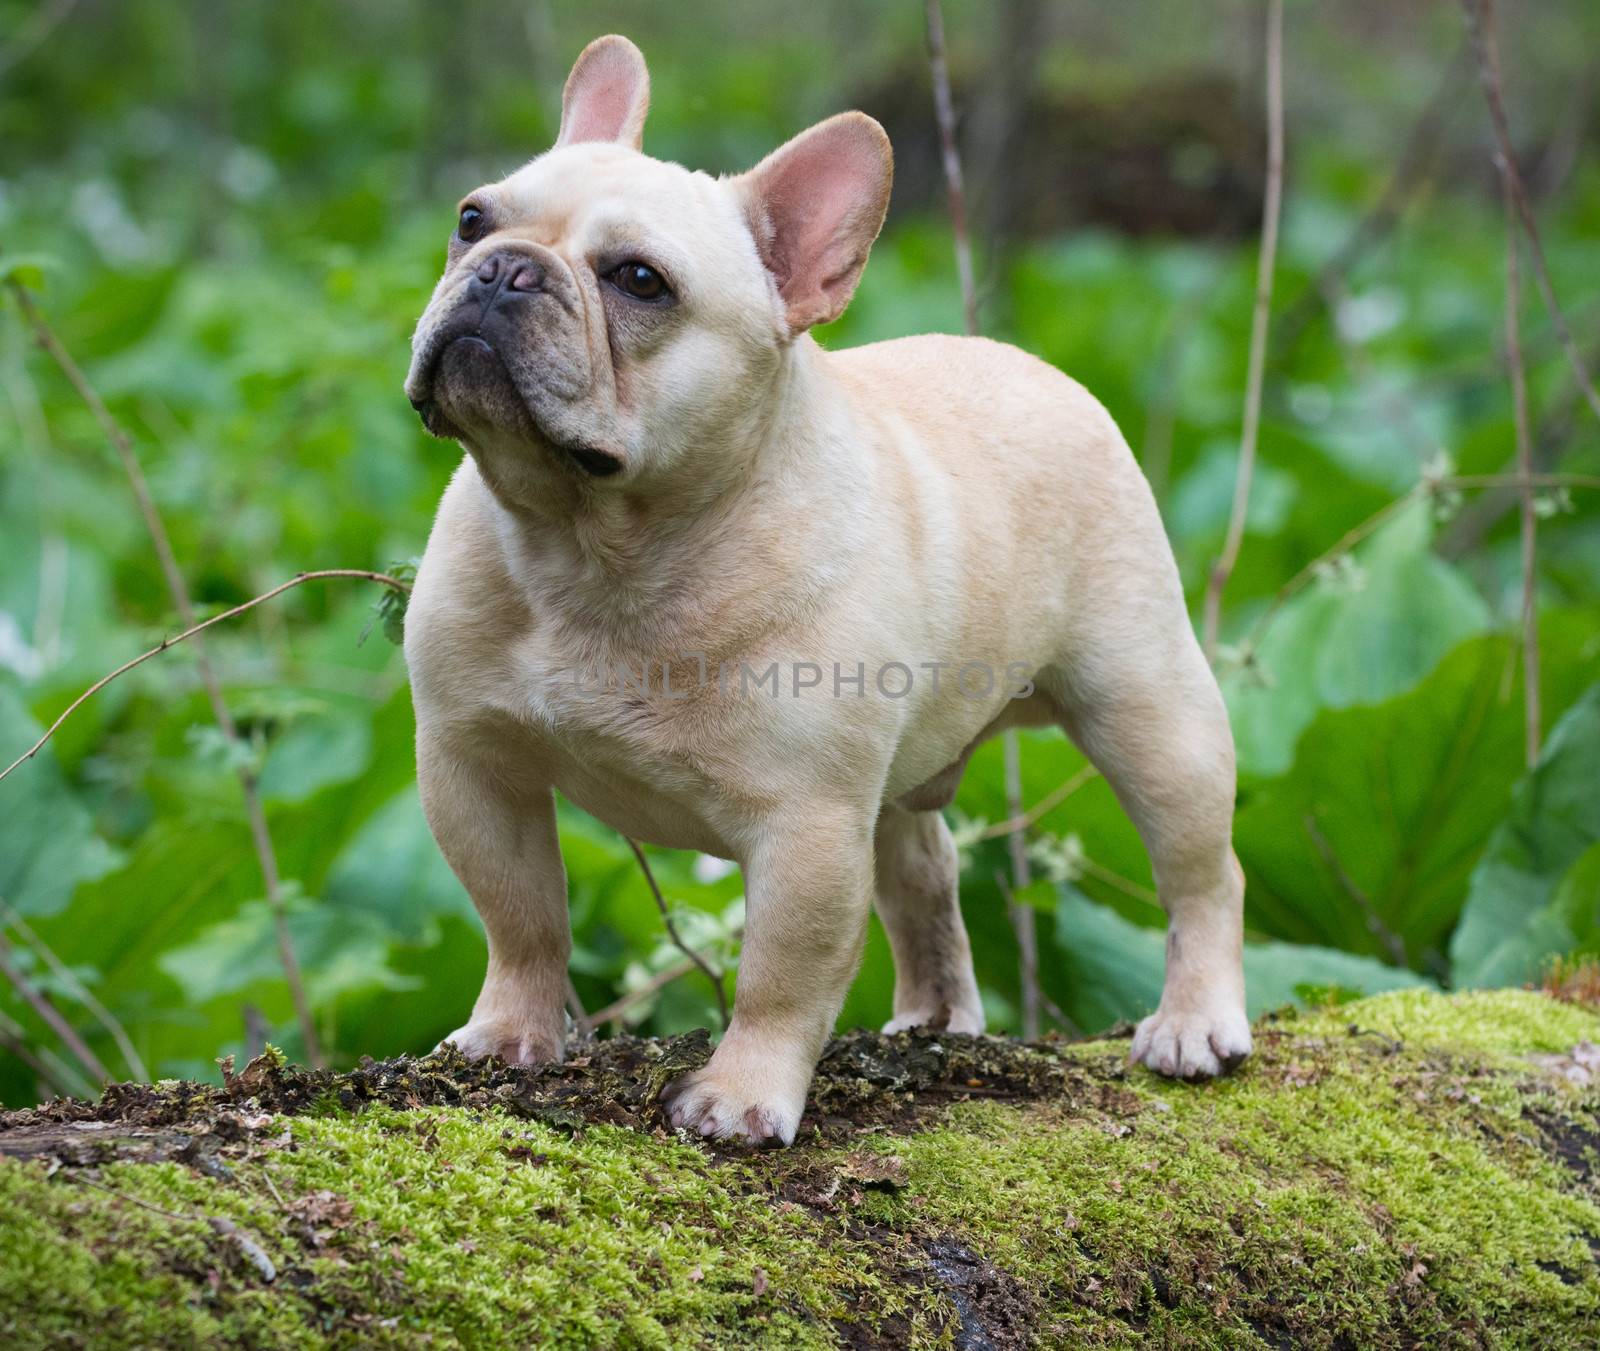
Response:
[4,990,1600,1347]
[849,991,1600,1346]
[1292,987,1600,1054]
[0,1111,946,1349]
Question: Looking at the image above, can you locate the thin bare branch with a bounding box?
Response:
[0,1006,88,1099]
[0,931,111,1085]
[1202,0,1285,659]
[1238,490,1421,660]
[925,0,1041,1038]
[0,896,147,1081]
[623,838,729,1031]
[0,569,411,785]
[1462,0,1600,425]
[582,927,744,1033]
[5,277,335,1067]
[1443,472,1600,490]
[992,872,1080,1038]
[923,0,978,335]
[1501,171,1541,765]
[1235,471,1598,663]
[564,977,591,1042]
[1001,732,1040,1039]
[977,764,1100,841]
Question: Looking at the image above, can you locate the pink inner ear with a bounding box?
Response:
[746,115,892,333]
[559,38,649,148]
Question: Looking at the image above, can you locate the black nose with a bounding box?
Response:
[467,252,546,304]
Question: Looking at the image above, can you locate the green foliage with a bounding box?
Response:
[1222,501,1491,779]
[1027,881,1430,1031]
[1451,685,1600,988]
[0,3,1598,1105]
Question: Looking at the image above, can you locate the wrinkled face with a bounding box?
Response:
[405,145,782,499]
[404,35,891,510]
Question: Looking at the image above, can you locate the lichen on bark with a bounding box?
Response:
[3,989,1600,1348]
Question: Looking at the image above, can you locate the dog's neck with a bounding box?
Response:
[469,337,869,657]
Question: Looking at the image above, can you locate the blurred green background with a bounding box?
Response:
[1,1,1598,1104]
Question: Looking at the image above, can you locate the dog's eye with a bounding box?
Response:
[610,262,669,302]
[457,206,485,243]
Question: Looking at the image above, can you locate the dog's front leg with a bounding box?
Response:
[662,808,874,1146]
[418,733,570,1065]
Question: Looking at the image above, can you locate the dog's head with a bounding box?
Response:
[405,35,892,505]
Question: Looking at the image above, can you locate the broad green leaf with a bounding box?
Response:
[1235,619,1599,970]
[1224,500,1490,778]
[0,683,119,916]
[321,787,474,944]
[1043,883,1428,1033]
[1450,684,1600,988]
[158,895,417,1007]
[256,706,374,803]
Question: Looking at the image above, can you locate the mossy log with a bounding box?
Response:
[4,990,1600,1348]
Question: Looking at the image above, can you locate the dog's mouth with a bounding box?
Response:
[407,329,623,480]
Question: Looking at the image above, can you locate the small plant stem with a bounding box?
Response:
[624,838,729,1031]
[0,570,411,784]
[1202,0,1284,659]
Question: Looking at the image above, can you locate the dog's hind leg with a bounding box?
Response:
[873,804,984,1034]
[1039,627,1251,1079]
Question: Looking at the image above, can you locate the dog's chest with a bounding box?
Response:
[494,627,743,853]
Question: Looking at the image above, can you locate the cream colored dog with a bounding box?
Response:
[402,35,1249,1145]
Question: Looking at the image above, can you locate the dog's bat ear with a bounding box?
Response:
[556,35,650,151]
[734,112,893,336]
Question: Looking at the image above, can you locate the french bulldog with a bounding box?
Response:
[402,35,1249,1145]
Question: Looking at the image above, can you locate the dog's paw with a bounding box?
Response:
[882,1002,985,1036]
[435,1019,563,1067]
[660,1066,804,1147]
[1129,1003,1252,1080]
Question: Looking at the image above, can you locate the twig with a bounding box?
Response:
[1236,471,1599,662]
[1202,0,1284,659]
[0,931,111,1085]
[991,872,1080,1038]
[581,928,744,1032]
[564,977,592,1042]
[1078,858,1163,911]
[1440,343,1600,558]
[1001,733,1040,1039]
[0,570,411,785]
[1501,177,1540,766]
[1238,490,1421,659]
[925,0,1041,1038]
[0,896,147,1081]
[623,838,729,1031]
[6,279,334,1069]
[67,1172,195,1223]
[977,764,1099,841]
[923,0,978,336]
[1303,815,1409,968]
[1443,472,1600,491]
[0,1007,86,1099]
[1462,0,1600,425]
